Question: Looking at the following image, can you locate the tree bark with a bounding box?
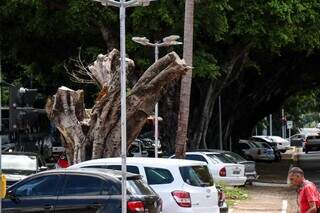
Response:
[47,49,189,163]
[175,0,195,158]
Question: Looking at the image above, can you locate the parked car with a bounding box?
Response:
[239,140,275,161]
[70,157,220,213]
[3,168,162,213]
[170,152,247,186]
[1,136,15,152]
[253,141,281,161]
[128,139,149,157]
[2,152,47,186]
[288,133,320,152]
[251,136,290,153]
[288,133,306,147]
[304,135,320,153]
[195,149,257,183]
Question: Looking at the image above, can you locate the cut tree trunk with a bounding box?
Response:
[46,49,189,163]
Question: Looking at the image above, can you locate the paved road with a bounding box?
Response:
[256,150,320,187]
[230,186,297,213]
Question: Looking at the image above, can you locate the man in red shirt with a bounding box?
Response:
[288,167,320,213]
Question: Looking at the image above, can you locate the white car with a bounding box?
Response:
[69,157,220,213]
[170,152,247,186]
[239,140,275,161]
[251,135,290,152]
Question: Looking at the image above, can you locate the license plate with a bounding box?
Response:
[233,170,240,175]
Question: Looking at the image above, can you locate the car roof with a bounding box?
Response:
[74,157,207,167]
[39,168,140,179]
[2,152,38,156]
[185,151,222,155]
[252,135,272,141]
[191,149,228,153]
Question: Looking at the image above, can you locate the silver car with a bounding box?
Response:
[239,140,275,161]
[194,149,257,182]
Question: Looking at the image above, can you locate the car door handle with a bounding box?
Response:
[43,204,53,210]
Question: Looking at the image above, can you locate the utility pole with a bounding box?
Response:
[219,95,223,150]
[282,109,286,138]
[269,114,272,136]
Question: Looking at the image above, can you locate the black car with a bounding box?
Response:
[3,168,162,213]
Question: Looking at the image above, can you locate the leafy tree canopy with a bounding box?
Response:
[1,0,320,98]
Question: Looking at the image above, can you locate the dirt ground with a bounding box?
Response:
[230,157,320,213]
[230,186,298,213]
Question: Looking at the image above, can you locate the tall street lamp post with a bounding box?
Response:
[132,35,182,158]
[92,1,155,213]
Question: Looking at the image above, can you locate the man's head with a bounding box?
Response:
[288,167,305,186]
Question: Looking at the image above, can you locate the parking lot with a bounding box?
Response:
[230,149,320,212]
[230,186,297,213]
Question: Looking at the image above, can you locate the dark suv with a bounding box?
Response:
[3,168,162,213]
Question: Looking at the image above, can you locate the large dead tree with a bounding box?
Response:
[46,49,189,164]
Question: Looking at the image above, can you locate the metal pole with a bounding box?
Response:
[282,109,285,138]
[219,95,223,150]
[154,44,159,158]
[119,1,127,213]
[269,114,272,136]
[289,128,291,141]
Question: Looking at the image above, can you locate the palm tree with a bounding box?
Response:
[175,0,195,158]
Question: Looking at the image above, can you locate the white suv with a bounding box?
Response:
[69,157,220,213]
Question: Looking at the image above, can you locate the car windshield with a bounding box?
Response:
[2,154,37,172]
[223,152,246,162]
[179,165,214,187]
[207,153,234,163]
[254,142,272,149]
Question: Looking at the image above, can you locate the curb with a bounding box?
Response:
[252,181,289,187]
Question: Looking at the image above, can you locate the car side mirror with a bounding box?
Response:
[7,190,17,201]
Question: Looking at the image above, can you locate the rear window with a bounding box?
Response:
[223,152,246,162]
[82,165,140,174]
[144,167,174,185]
[127,179,155,195]
[207,153,234,163]
[179,165,214,187]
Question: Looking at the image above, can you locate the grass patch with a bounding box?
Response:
[218,184,248,207]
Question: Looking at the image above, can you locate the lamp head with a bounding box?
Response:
[132,37,150,45]
[163,35,182,46]
[135,0,156,6]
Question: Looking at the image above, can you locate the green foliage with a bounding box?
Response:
[1,0,320,102]
[193,51,221,78]
[285,89,320,128]
[218,184,248,207]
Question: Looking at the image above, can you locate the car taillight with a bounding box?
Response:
[171,191,192,208]
[219,167,226,177]
[257,149,261,155]
[127,201,144,213]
